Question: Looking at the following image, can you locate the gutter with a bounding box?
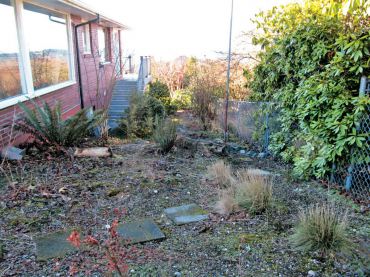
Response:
[74,14,100,109]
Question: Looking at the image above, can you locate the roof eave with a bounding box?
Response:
[57,0,129,29]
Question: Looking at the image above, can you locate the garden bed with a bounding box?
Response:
[0,111,368,276]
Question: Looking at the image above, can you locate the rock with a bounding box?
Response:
[35,229,76,261]
[74,147,112,158]
[164,204,208,225]
[240,150,246,154]
[225,142,242,154]
[307,270,317,277]
[174,272,181,277]
[257,152,268,158]
[214,138,224,144]
[175,135,198,151]
[0,146,25,161]
[117,219,165,244]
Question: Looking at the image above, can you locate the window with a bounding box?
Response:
[0,0,75,108]
[0,0,23,100]
[98,27,110,63]
[23,2,70,90]
[82,24,91,54]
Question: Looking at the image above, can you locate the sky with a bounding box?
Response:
[85,0,298,61]
[0,0,298,60]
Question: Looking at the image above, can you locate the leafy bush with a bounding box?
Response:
[16,100,103,147]
[188,60,223,130]
[171,89,192,110]
[249,0,370,178]
[153,118,177,153]
[291,203,350,255]
[148,80,176,115]
[121,92,165,138]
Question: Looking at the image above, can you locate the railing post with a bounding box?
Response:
[128,55,132,73]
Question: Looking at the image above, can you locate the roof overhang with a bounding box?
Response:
[28,0,128,29]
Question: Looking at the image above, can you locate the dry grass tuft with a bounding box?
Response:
[235,169,273,214]
[291,203,350,255]
[213,168,273,215]
[207,160,235,188]
[214,188,238,215]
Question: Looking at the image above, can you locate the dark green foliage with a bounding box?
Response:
[153,118,177,153]
[121,92,165,138]
[16,100,103,147]
[148,80,176,114]
[249,0,370,178]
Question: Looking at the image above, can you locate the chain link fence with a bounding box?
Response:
[217,101,279,152]
[217,77,369,202]
[329,77,370,202]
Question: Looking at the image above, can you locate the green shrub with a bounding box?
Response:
[148,80,176,114]
[291,203,350,255]
[171,89,192,110]
[249,0,370,178]
[153,118,177,153]
[121,92,165,138]
[16,100,103,147]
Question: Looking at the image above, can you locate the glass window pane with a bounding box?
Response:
[0,0,22,100]
[82,24,91,53]
[23,3,70,90]
[98,28,106,62]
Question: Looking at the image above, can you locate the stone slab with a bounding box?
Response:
[164,204,208,225]
[117,219,165,244]
[35,229,76,261]
[0,146,25,161]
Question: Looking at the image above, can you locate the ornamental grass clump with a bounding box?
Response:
[213,167,273,215]
[153,118,177,154]
[207,160,235,188]
[291,203,350,255]
[234,169,273,214]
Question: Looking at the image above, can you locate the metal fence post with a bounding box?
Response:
[264,104,270,153]
[344,76,368,191]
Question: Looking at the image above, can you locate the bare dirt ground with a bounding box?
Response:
[0,111,369,276]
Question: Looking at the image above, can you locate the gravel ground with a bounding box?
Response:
[0,112,369,276]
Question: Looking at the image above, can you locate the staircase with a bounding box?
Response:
[108,79,137,128]
[108,56,152,128]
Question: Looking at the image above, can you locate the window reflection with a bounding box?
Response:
[98,27,110,62]
[23,3,70,90]
[0,0,22,100]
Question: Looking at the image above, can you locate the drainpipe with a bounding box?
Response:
[74,15,100,109]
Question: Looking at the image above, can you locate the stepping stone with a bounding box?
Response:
[0,146,25,161]
[164,204,208,225]
[117,219,165,244]
[35,229,76,261]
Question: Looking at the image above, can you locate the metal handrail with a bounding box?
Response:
[137,56,151,92]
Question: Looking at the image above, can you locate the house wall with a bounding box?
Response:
[0,13,120,148]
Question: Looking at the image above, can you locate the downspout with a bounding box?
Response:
[74,14,100,109]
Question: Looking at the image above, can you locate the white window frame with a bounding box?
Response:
[82,23,91,54]
[0,0,76,110]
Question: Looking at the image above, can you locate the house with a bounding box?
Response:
[0,0,133,147]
